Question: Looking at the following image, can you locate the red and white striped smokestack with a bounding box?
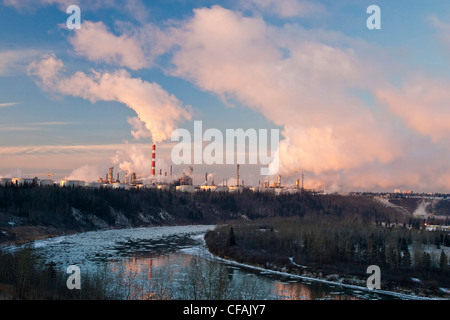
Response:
[152,144,156,177]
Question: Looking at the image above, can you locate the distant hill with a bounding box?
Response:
[0,184,437,245]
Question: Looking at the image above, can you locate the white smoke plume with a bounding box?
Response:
[151,6,450,192]
[112,141,174,183]
[0,169,23,179]
[128,117,152,140]
[66,164,103,182]
[112,142,151,178]
[27,53,192,143]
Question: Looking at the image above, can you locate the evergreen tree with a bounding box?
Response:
[227,227,236,246]
[439,250,448,273]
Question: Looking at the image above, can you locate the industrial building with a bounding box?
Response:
[176,185,196,193]
[60,180,85,188]
[85,182,102,189]
[39,179,54,187]
[12,178,35,186]
[1,143,309,196]
[0,178,12,186]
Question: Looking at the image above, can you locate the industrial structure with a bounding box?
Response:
[1,142,311,195]
[152,144,156,177]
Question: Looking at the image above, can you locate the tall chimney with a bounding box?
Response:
[108,167,114,184]
[302,173,304,190]
[152,144,156,177]
[236,164,240,187]
[278,175,281,187]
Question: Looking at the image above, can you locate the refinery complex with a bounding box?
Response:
[0,144,309,195]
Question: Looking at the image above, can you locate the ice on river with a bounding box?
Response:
[3,225,216,273]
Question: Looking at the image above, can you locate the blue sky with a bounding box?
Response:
[1,0,450,192]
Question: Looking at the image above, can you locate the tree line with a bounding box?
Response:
[206,215,450,294]
[0,184,413,231]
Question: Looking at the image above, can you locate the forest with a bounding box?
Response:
[205,214,450,297]
[0,182,422,233]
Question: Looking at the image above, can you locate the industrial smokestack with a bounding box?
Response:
[109,167,114,184]
[236,164,240,187]
[302,173,304,190]
[152,144,156,177]
[278,175,281,187]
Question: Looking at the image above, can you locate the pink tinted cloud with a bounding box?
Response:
[242,0,326,18]
[376,76,450,142]
[28,53,192,143]
[4,0,149,22]
[69,21,149,70]
[168,6,402,174]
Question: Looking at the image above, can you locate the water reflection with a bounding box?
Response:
[106,253,363,300]
[19,225,398,300]
[272,281,360,300]
[108,254,188,300]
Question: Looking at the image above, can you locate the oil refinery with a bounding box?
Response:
[0,144,308,195]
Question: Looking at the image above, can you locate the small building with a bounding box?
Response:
[60,180,85,188]
[0,178,12,186]
[157,184,171,191]
[214,186,229,193]
[111,183,130,190]
[85,182,102,189]
[39,179,54,187]
[282,188,301,195]
[200,185,217,192]
[228,186,244,193]
[258,187,275,194]
[425,225,450,233]
[176,185,196,193]
[12,178,35,186]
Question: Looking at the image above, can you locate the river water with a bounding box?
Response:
[4,225,410,300]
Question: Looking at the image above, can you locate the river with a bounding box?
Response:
[3,225,411,300]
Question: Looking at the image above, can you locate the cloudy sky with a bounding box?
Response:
[1,0,450,192]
